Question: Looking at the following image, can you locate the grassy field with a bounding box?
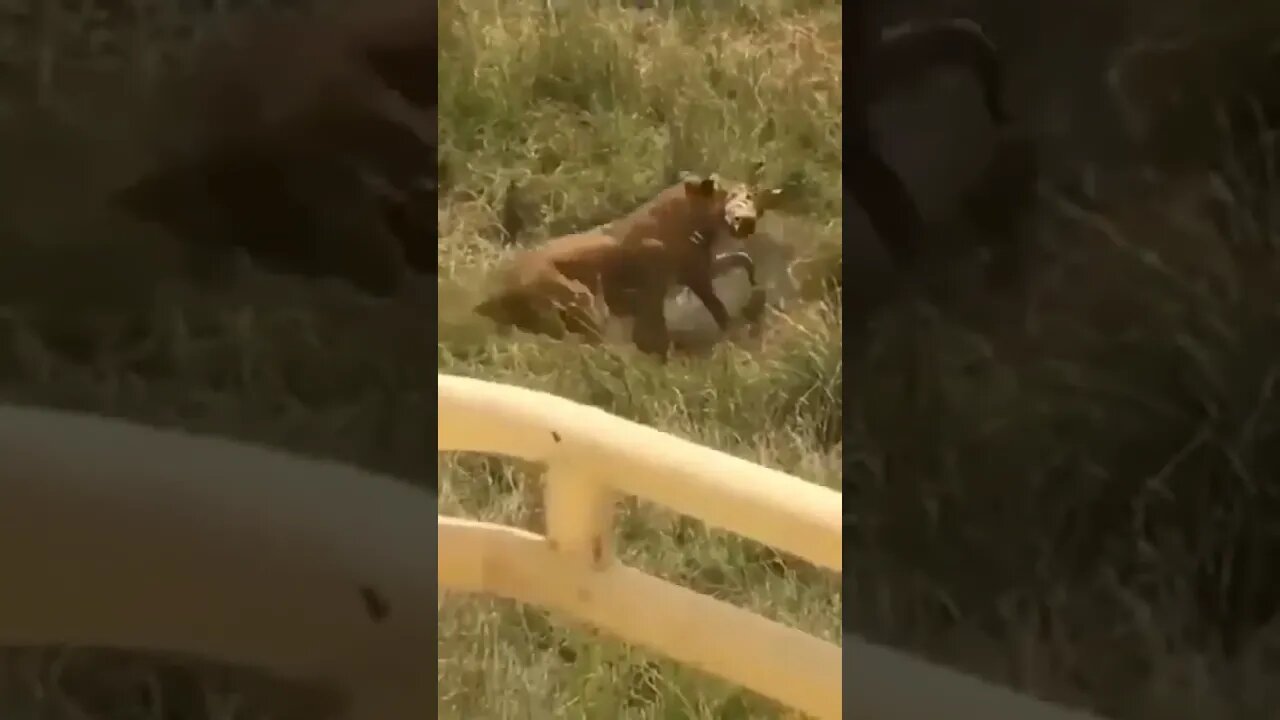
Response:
[0,0,841,717]
[6,0,1279,718]
[438,0,843,717]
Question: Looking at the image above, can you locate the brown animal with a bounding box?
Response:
[605,176,782,321]
[475,174,782,356]
[110,0,436,297]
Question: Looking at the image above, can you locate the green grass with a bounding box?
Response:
[437,0,843,717]
[7,0,1280,718]
[0,0,842,717]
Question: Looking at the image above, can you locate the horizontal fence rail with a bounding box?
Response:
[0,385,1105,720]
[441,374,1106,720]
[438,373,843,719]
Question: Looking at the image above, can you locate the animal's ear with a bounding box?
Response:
[682,172,717,197]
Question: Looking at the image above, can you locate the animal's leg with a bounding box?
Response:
[667,226,734,331]
[742,287,768,328]
[542,273,604,343]
[570,272,612,342]
[560,307,603,343]
[685,270,733,332]
[710,249,766,328]
[623,237,673,357]
[631,288,670,358]
[476,291,564,339]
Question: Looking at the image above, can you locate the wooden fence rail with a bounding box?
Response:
[438,374,843,719]
[1,376,1104,720]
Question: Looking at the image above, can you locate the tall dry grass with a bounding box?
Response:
[438,0,842,717]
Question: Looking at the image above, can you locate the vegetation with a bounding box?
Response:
[0,0,843,718]
[438,0,842,717]
[4,0,1280,717]
[844,7,1280,720]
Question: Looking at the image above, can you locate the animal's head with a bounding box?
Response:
[720,180,784,239]
[676,172,727,255]
[677,171,784,240]
[679,172,722,208]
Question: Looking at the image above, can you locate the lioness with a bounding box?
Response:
[611,177,784,335]
[475,173,781,356]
